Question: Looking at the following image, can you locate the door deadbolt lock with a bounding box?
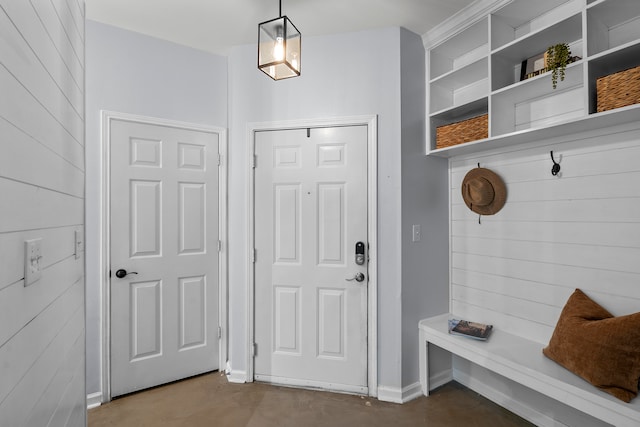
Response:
[355,241,365,265]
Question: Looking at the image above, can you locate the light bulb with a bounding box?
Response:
[273,36,284,61]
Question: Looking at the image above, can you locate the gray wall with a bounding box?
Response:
[399,28,450,387]
[0,1,86,425]
[85,20,228,396]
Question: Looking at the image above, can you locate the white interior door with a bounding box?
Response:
[254,126,368,393]
[110,118,220,397]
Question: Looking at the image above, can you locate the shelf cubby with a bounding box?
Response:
[587,41,640,113]
[491,13,582,92]
[490,0,582,51]
[429,98,488,149]
[491,62,584,136]
[587,0,640,56]
[429,18,488,81]
[430,57,488,113]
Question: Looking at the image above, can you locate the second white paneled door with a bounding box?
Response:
[109,118,220,397]
[254,126,369,393]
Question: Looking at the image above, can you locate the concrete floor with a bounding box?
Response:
[88,372,535,427]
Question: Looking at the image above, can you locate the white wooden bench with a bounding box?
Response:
[419,314,640,427]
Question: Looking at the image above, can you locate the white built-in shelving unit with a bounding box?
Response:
[427,0,640,157]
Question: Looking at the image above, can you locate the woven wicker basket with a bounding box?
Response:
[597,65,640,113]
[436,114,488,149]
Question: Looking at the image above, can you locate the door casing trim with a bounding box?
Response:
[246,115,378,397]
[100,110,228,402]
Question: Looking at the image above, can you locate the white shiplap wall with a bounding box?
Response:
[0,0,85,426]
[450,121,640,345]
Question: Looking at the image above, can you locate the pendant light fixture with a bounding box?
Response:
[258,0,301,80]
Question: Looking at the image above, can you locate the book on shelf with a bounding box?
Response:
[448,318,493,341]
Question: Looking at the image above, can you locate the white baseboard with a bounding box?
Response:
[377,385,403,403]
[453,370,567,427]
[86,392,102,410]
[401,382,423,403]
[226,370,248,384]
[378,382,423,404]
[429,368,453,391]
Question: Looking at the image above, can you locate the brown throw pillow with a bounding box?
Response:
[543,289,640,402]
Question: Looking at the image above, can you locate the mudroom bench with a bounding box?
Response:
[418,314,640,427]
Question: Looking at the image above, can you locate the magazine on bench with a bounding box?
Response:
[448,318,493,341]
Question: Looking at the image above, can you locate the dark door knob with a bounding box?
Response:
[115,269,138,278]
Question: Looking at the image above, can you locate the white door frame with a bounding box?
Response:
[100,111,228,402]
[246,115,378,397]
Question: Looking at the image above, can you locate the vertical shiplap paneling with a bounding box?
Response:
[0,0,85,426]
[450,124,640,344]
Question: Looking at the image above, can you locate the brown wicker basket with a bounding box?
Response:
[597,65,640,112]
[436,114,488,149]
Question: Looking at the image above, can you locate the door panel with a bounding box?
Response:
[318,288,345,358]
[110,119,220,397]
[318,183,345,264]
[179,183,206,254]
[274,286,301,354]
[130,280,162,360]
[130,180,161,257]
[274,184,300,262]
[179,276,207,349]
[254,126,368,392]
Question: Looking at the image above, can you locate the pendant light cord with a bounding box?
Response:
[279,0,282,17]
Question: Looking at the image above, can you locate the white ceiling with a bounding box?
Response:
[86,0,476,54]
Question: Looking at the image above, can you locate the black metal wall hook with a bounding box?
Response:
[550,151,561,176]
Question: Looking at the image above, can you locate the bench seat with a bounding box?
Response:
[418,314,640,427]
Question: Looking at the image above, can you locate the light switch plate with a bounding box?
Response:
[75,230,84,259]
[412,225,421,242]
[24,238,42,286]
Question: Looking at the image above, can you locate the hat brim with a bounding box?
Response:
[461,168,507,215]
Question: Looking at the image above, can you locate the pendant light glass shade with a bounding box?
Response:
[258,15,301,80]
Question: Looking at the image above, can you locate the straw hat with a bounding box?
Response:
[461,167,507,215]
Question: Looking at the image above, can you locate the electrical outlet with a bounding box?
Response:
[412,225,421,242]
[24,238,43,286]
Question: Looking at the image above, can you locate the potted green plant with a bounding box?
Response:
[546,43,571,89]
